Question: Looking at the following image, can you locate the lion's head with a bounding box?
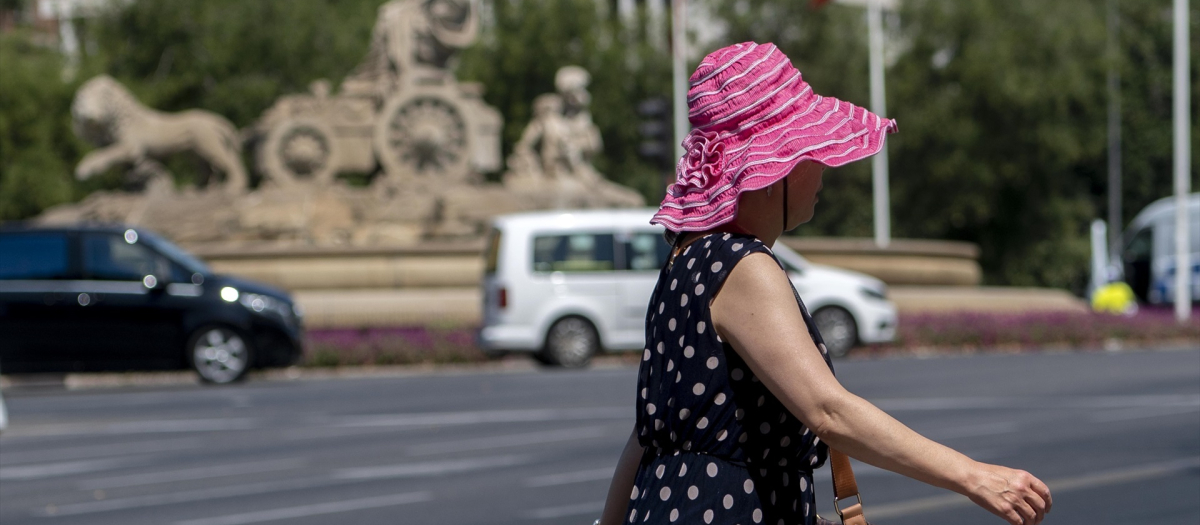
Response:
[72,75,143,147]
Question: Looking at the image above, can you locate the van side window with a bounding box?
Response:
[620,232,671,271]
[83,234,169,281]
[0,234,71,280]
[533,234,615,272]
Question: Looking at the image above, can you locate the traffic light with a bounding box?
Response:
[637,97,673,168]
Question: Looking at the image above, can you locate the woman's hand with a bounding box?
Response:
[964,462,1053,525]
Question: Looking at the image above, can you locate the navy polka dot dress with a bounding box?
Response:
[627,232,835,525]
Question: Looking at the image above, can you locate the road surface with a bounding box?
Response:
[1,348,1197,524]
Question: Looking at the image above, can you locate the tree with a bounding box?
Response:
[0,31,83,220]
[710,0,1198,290]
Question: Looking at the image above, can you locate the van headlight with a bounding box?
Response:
[239,292,293,320]
[859,285,888,301]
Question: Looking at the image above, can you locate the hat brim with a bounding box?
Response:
[652,96,897,232]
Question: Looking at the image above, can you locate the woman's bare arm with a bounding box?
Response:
[599,429,643,525]
[711,253,1052,525]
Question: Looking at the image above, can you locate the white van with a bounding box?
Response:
[1120,193,1200,305]
[478,209,897,367]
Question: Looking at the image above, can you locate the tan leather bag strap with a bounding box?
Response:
[829,448,868,525]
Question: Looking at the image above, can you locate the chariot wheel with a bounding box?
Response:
[257,117,339,186]
[374,91,471,181]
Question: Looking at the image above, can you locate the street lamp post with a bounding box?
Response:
[866,0,891,248]
[1107,0,1123,265]
[834,0,898,248]
[1172,0,1192,323]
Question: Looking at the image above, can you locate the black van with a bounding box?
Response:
[0,225,303,383]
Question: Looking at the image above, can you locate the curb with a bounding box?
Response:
[2,343,1193,392]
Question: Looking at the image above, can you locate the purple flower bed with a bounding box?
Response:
[866,306,1200,354]
[300,307,1198,366]
[303,326,486,367]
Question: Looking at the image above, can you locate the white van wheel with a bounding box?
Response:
[811,306,857,358]
[540,317,598,368]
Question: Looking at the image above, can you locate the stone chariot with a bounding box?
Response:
[250,0,502,188]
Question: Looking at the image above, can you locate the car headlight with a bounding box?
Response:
[239,292,293,320]
[859,285,888,301]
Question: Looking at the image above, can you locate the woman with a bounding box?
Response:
[598,42,1052,525]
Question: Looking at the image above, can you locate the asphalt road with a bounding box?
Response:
[1,348,1198,525]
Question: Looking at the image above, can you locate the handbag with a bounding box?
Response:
[815,448,873,525]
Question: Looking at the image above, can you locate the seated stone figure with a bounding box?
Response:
[71,75,248,194]
[341,0,479,98]
[505,66,605,186]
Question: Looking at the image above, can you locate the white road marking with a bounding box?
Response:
[0,438,201,465]
[33,454,523,517]
[1046,456,1200,491]
[172,491,432,525]
[407,426,611,456]
[874,394,1200,411]
[812,449,1001,481]
[525,467,615,487]
[861,456,1200,519]
[0,457,146,481]
[78,458,306,490]
[32,476,333,517]
[5,418,258,438]
[522,500,606,520]
[333,455,528,480]
[1090,405,1200,423]
[925,421,1019,440]
[337,406,628,428]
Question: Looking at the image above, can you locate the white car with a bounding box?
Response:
[478,209,896,366]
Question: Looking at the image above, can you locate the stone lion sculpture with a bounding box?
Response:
[72,75,248,194]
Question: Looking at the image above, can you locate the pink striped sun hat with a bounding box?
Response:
[651,41,898,232]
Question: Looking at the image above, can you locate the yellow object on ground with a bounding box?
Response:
[1092,282,1138,315]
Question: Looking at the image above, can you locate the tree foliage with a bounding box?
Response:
[0,0,1196,290]
[0,31,83,220]
[713,0,1199,290]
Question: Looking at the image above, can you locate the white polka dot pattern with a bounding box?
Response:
[631,233,832,524]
